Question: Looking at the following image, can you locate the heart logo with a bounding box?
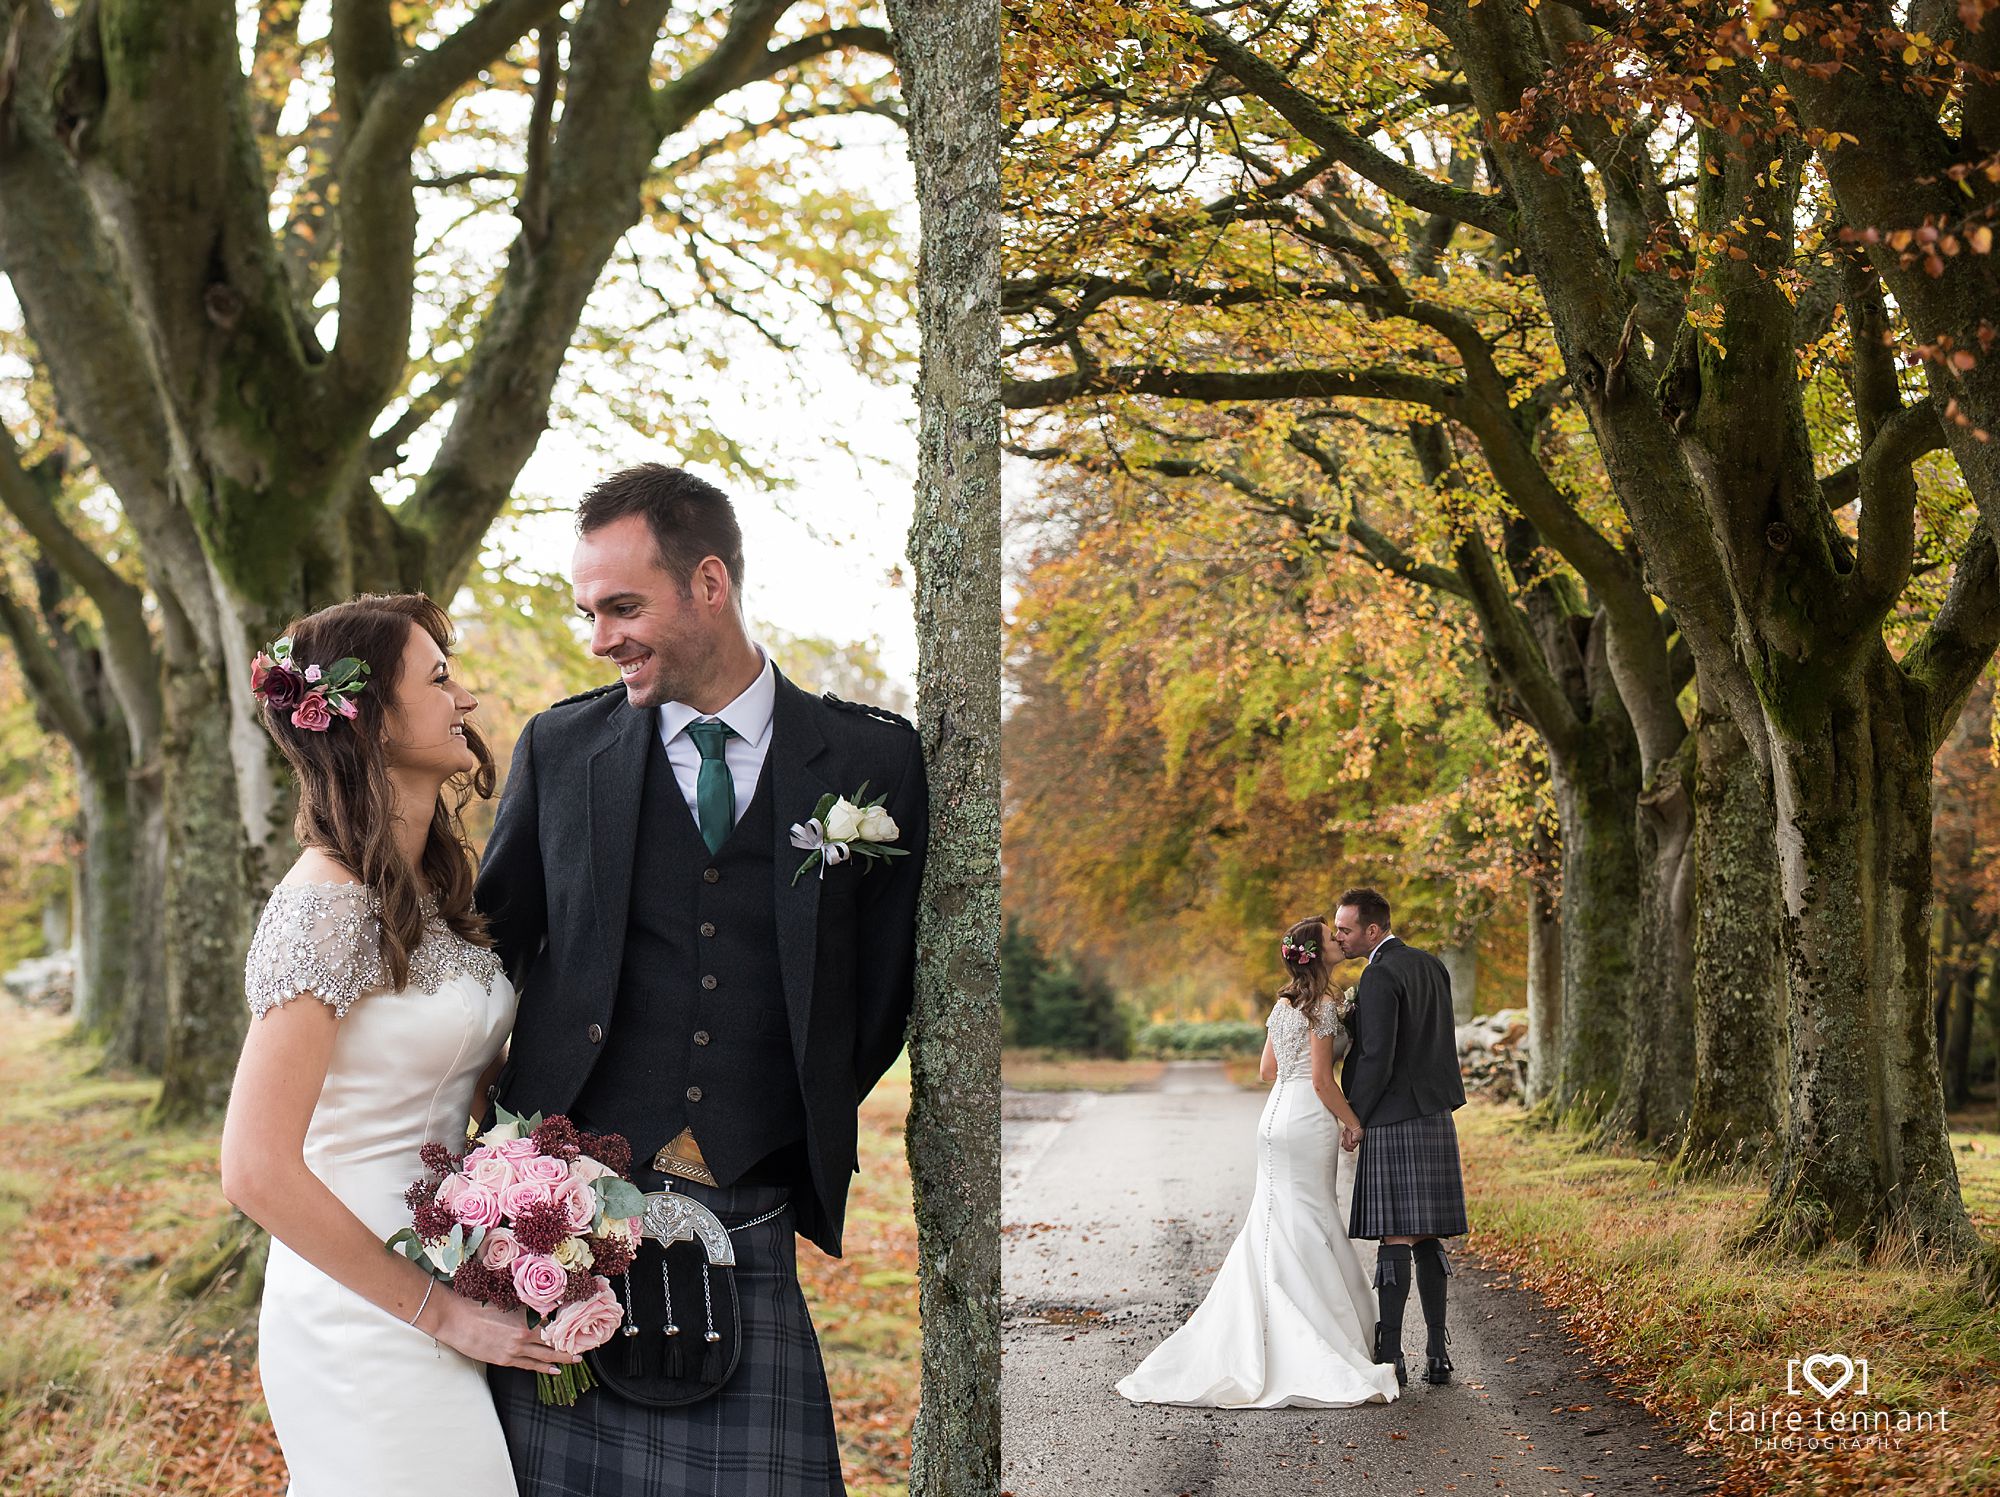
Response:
[1801,1353,1854,1399]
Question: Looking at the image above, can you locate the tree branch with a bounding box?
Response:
[1186,13,1513,239]
[760,24,895,73]
[332,0,567,415]
[1904,523,2000,755]
[0,570,94,751]
[0,431,161,749]
[1850,397,1943,616]
[1004,362,1466,413]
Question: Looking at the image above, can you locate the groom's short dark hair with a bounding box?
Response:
[1337,888,1391,929]
[577,464,745,592]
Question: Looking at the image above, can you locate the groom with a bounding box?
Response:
[1332,888,1468,1388]
[474,464,927,1495]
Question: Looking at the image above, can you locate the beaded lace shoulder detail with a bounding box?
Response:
[1268,995,1350,1073]
[244,882,503,1019]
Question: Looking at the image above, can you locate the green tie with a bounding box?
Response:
[686,719,736,855]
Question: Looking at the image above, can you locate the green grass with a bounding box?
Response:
[1458,1101,2000,1496]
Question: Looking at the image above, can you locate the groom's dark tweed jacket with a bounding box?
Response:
[1339,936,1466,1127]
[474,668,927,1257]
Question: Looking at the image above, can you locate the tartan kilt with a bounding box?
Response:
[490,1179,844,1497]
[1348,1110,1470,1241]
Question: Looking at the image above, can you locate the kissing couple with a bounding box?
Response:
[219,464,927,1496]
[1117,891,1469,1408]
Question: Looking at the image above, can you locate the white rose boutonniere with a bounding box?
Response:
[789,782,908,884]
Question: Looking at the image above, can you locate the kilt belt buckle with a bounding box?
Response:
[652,1126,718,1187]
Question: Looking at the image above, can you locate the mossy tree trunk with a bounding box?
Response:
[1523,862,1562,1105]
[1679,699,1785,1170]
[1617,734,1695,1145]
[884,0,1001,1487]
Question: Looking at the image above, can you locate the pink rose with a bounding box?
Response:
[493,1137,539,1162]
[463,1146,518,1192]
[516,1154,569,1186]
[433,1172,472,1214]
[554,1175,598,1233]
[477,1227,521,1272]
[450,1180,503,1230]
[336,697,359,720]
[290,691,333,731]
[568,1155,613,1185]
[540,1280,623,1354]
[500,1179,554,1218]
[511,1253,569,1314]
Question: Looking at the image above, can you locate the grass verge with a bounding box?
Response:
[1457,1100,2000,1497]
[1001,1049,1165,1092]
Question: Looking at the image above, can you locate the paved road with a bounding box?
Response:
[1002,1063,1721,1497]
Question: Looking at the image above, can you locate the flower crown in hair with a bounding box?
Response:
[1281,935,1319,966]
[251,635,371,732]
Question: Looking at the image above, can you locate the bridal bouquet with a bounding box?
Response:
[389,1106,648,1405]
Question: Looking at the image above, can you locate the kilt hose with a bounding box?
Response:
[1348,1110,1470,1242]
[491,1177,844,1497]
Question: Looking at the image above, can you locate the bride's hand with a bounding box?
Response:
[424,1291,585,1374]
[1340,1123,1363,1152]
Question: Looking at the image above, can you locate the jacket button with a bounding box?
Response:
[587,1023,603,1044]
[701,974,718,990]
[699,921,716,937]
[703,867,720,884]
[685,1086,703,1103]
[693,1030,710,1046]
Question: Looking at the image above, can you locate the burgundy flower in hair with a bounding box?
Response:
[251,635,370,730]
[1281,935,1319,966]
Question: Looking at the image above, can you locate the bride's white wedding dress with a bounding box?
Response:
[245,882,520,1496]
[1116,997,1400,1409]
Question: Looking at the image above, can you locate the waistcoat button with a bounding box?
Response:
[701,974,718,990]
[703,867,720,883]
[693,1030,710,1046]
[685,1086,703,1103]
[587,1023,603,1044]
[699,921,717,937]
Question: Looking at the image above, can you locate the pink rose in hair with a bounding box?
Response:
[291,691,333,731]
[540,1280,623,1354]
[337,697,359,720]
[510,1252,569,1314]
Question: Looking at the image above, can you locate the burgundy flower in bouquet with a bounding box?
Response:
[389,1107,647,1405]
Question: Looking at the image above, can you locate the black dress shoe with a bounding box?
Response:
[1424,1328,1453,1385]
[1374,1324,1407,1388]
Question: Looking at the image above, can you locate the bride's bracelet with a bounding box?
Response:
[406,1279,436,1329]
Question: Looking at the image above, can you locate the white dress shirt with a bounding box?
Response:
[656,648,776,827]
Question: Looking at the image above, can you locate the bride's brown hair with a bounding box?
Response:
[1277,915,1332,1025]
[255,593,495,990]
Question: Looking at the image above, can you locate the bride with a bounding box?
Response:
[218,594,578,1495]
[1117,915,1399,1409]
